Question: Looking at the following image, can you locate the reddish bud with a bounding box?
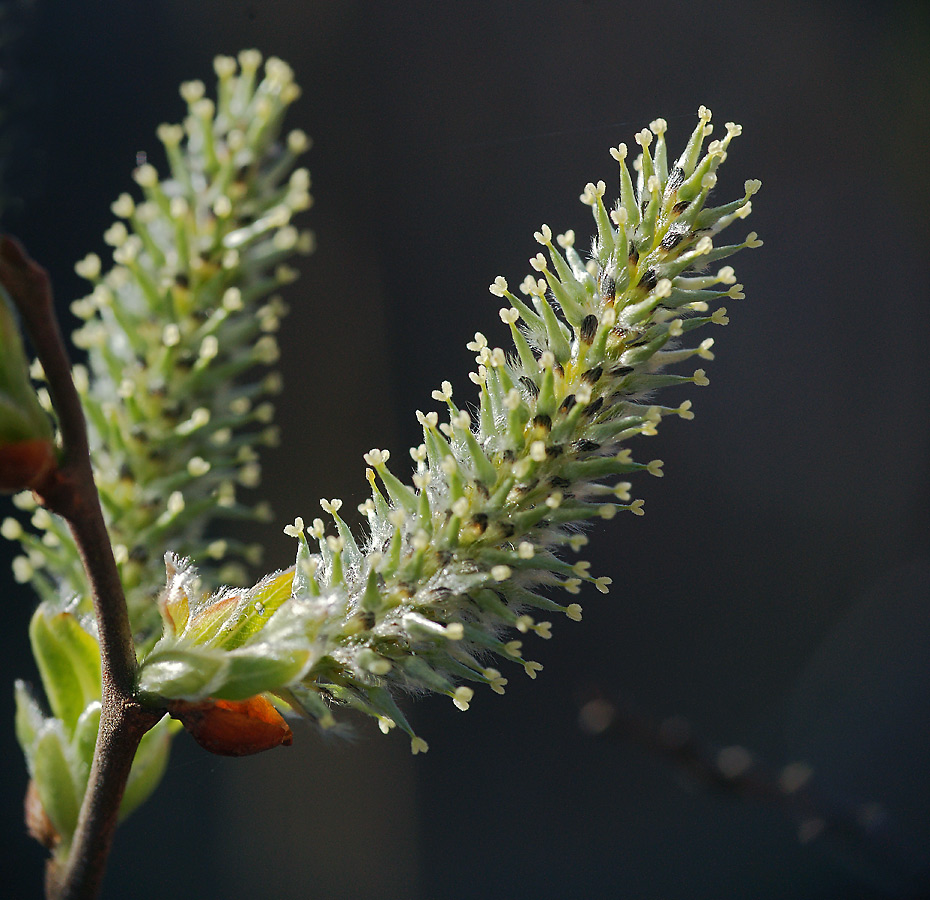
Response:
[0,438,56,493]
[170,694,293,757]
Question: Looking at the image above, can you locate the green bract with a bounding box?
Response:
[138,108,761,754]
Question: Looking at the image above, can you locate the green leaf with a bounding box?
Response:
[32,722,81,843]
[29,607,94,733]
[181,592,241,646]
[13,679,46,762]
[137,646,229,700]
[29,605,101,733]
[71,702,102,775]
[209,650,311,701]
[216,568,295,651]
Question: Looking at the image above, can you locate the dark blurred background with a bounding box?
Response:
[1,1,929,897]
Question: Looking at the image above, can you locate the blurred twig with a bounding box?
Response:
[578,693,899,865]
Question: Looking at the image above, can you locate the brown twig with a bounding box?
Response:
[0,236,162,900]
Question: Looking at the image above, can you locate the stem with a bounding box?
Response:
[48,698,162,900]
[0,236,160,900]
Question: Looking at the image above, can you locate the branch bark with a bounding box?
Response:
[0,236,161,900]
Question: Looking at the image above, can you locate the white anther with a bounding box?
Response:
[491,565,512,582]
[500,307,520,325]
[609,143,628,162]
[431,381,454,402]
[363,448,391,466]
[533,224,552,245]
[283,517,305,538]
[489,276,508,297]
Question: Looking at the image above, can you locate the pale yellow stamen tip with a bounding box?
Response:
[491,565,512,582]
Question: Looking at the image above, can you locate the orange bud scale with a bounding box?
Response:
[0,438,56,493]
[169,694,293,757]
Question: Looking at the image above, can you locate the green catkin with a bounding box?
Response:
[5,52,312,644]
[138,107,762,756]
[10,52,314,848]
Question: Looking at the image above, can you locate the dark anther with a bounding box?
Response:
[532,414,552,432]
[516,478,539,495]
[499,522,515,538]
[582,365,603,385]
[661,229,685,251]
[628,244,640,266]
[601,276,616,300]
[638,267,659,291]
[583,397,604,417]
[609,364,634,377]
[559,394,577,414]
[640,199,649,216]
[359,610,376,630]
[550,476,571,488]
[672,200,690,216]
[666,166,685,193]
[470,512,488,533]
[573,439,601,452]
[545,444,563,458]
[502,448,516,462]
[555,364,565,379]
[520,376,540,398]
[580,314,598,344]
